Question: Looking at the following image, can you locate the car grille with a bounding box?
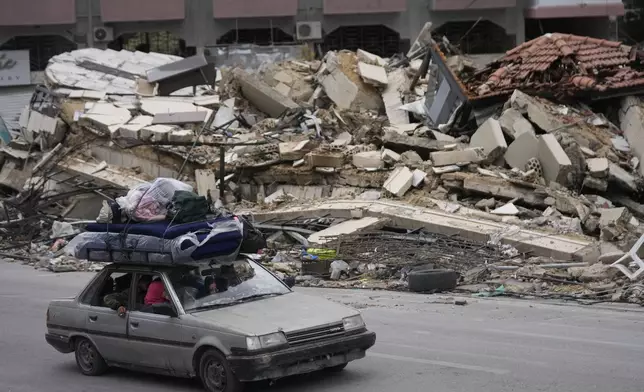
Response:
[286,322,345,346]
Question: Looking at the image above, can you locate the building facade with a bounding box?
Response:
[0,0,627,71]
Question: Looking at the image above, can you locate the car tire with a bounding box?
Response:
[199,349,244,392]
[74,338,108,376]
[408,269,458,293]
[325,363,348,372]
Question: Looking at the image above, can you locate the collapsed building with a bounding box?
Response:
[2,24,644,305]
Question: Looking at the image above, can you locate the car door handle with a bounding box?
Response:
[89,315,98,322]
[130,321,139,328]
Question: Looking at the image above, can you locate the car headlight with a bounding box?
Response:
[246,332,288,351]
[343,315,365,331]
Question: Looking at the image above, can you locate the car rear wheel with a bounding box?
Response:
[199,349,243,392]
[74,338,108,376]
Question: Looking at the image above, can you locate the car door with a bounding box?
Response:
[81,269,131,363]
[126,272,191,375]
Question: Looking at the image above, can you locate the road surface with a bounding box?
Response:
[2,260,644,392]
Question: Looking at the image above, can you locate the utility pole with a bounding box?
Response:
[87,0,94,48]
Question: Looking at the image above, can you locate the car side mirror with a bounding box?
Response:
[152,303,177,317]
[283,276,296,288]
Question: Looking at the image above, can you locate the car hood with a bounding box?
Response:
[190,292,359,336]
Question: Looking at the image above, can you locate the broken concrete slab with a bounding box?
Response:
[504,129,539,170]
[140,124,174,142]
[599,207,632,228]
[491,202,519,216]
[510,90,564,132]
[587,157,609,178]
[382,69,410,125]
[273,71,294,85]
[357,49,387,67]
[353,151,385,170]
[609,163,639,193]
[383,166,413,197]
[274,82,291,97]
[430,148,485,167]
[470,118,508,162]
[538,134,573,185]
[401,150,423,165]
[382,130,452,156]
[279,140,313,161]
[308,216,387,245]
[168,129,194,143]
[233,68,299,118]
[331,132,353,147]
[357,62,388,86]
[583,176,608,192]
[448,174,548,208]
[499,108,535,139]
[243,199,591,260]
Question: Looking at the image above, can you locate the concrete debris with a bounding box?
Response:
[7,39,644,304]
[383,167,414,197]
[470,118,507,162]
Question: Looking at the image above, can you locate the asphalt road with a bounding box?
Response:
[2,260,644,392]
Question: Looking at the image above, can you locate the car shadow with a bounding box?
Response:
[54,361,364,392]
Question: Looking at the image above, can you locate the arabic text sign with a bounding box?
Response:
[0,50,30,87]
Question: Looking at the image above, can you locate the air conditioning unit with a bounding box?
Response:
[93,27,114,43]
[296,21,322,41]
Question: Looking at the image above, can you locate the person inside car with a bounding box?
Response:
[103,275,151,310]
[144,279,169,305]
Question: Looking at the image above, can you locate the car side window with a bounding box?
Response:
[83,272,132,309]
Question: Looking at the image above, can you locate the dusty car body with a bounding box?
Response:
[45,257,376,392]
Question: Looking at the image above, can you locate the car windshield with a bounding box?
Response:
[168,259,290,312]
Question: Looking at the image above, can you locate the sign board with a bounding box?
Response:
[0,50,31,87]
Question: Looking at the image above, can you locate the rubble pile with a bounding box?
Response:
[2,26,644,305]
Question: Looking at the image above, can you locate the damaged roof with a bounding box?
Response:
[466,33,644,100]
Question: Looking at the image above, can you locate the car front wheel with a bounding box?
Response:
[74,338,108,376]
[199,349,243,392]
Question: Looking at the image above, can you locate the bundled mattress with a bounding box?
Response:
[66,216,244,264]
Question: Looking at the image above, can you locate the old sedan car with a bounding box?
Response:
[45,256,376,392]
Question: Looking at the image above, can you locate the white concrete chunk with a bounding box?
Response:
[492,202,519,216]
[353,151,384,170]
[504,130,539,170]
[382,69,410,125]
[412,169,427,187]
[538,134,573,184]
[140,124,174,142]
[308,217,385,245]
[587,157,609,178]
[470,118,507,160]
[357,49,387,67]
[273,71,294,85]
[384,166,413,197]
[274,82,291,97]
[357,62,388,86]
[168,130,194,143]
[381,149,401,164]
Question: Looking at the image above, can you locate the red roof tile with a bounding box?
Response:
[466,33,644,99]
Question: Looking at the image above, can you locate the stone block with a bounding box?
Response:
[273,71,293,85]
[383,167,413,197]
[599,207,631,228]
[140,124,174,142]
[382,69,410,125]
[504,130,539,170]
[587,157,609,178]
[469,118,507,161]
[412,169,427,187]
[274,82,291,97]
[499,108,535,139]
[381,149,401,164]
[430,148,485,167]
[353,151,384,170]
[537,134,572,184]
[307,152,345,168]
[357,49,387,67]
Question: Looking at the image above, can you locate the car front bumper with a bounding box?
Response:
[45,333,73,354]
[228,330,376,382]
